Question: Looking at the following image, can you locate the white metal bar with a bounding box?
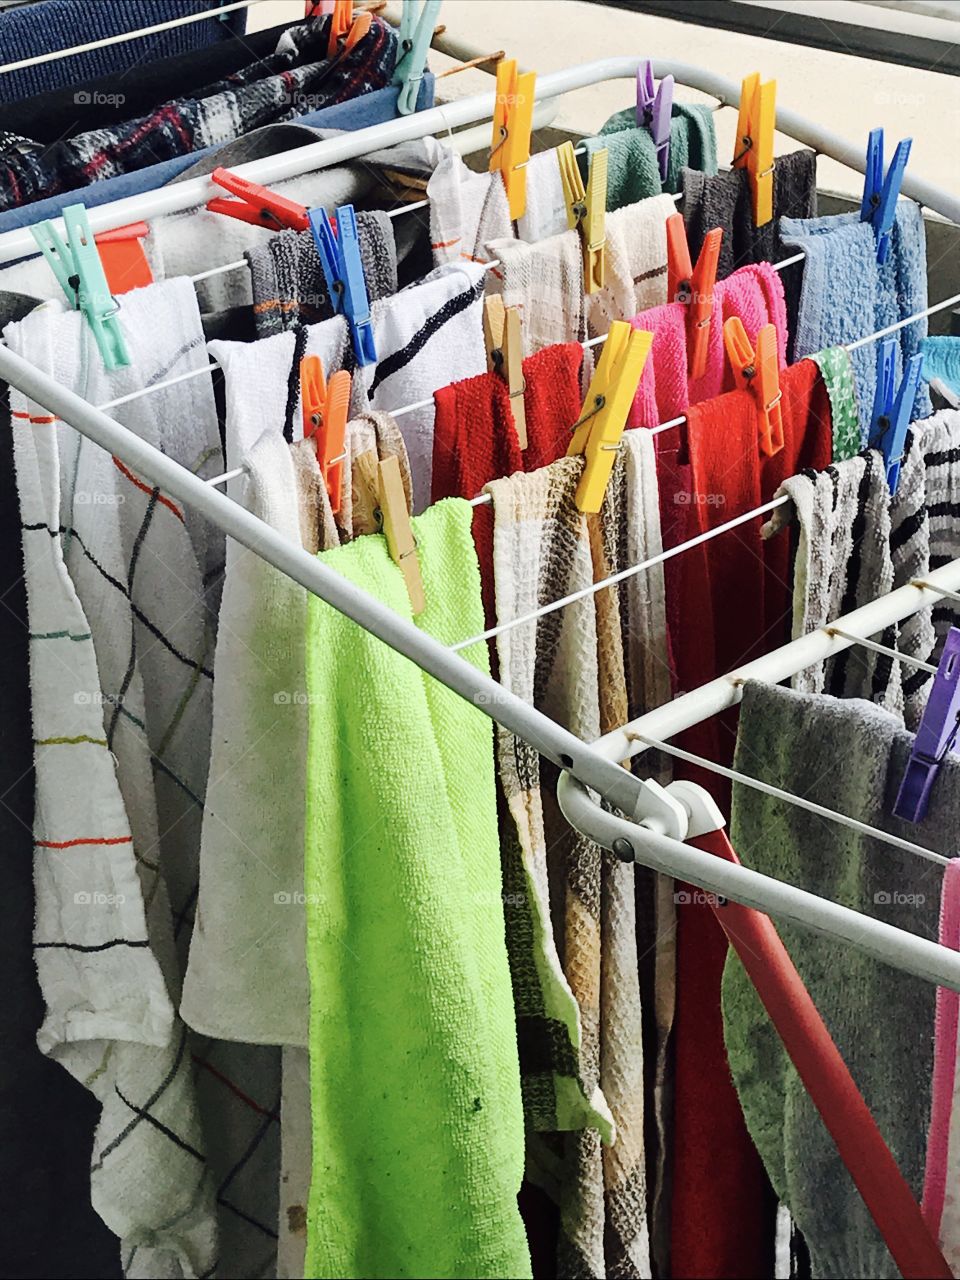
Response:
[827,626,938,674]
[2,56,957,263]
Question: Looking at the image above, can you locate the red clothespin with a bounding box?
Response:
[302,355,350,513]
[94,221,153,294]
[666,213,721,381]
[205,167,310,232]
[723,318,783,456]
[328,0,372,57]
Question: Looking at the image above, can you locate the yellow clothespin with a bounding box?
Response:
[483,295,527,449]
[377,454,425,615]
[489,58,536,220]
[557,141,607,294]
[733,72,776,227]
[567,321,652,513]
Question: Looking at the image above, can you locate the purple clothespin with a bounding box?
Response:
[894,628,960,823]
[869,338,923,495]
[860,126,912,264]
[636,60,673,183]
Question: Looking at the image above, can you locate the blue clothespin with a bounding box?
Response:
[308,204,377,366]
[869,338,922,494]
[636,60,673,183]
[30,204,129,370]
[894,627,960,823]
[860,126,912,264]
[392,0,441,116]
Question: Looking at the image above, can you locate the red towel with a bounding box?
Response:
[668,359,833,1280]
[432,341,583,623]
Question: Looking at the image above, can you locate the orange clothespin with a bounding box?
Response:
[723,318,783,456]
[489,58,536,221]
[94,222,153,294]
[206,167,310,231]
[665,213,722,380]
[301,355,350,513]
[327,0,371,56]
[482,295,527,449]
[733,72,776,227]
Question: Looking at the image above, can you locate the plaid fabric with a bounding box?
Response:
[0,17,397,213]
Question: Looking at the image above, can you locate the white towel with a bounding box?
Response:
[427,147,513,267]
[517,149,569,243]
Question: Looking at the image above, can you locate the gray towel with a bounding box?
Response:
[722,680,958,1279]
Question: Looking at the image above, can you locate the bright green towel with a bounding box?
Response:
[582,101,718,208]
[303,498,531,1280]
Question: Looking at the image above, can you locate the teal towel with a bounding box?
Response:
[303,498,531,1280]
[581,101,717,208]
[921,336,960,398]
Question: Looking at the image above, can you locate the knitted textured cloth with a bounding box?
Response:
[925,860,960,1274]
[589,101,718,204]
[780,201,932,437]
[303,499,530,1280]
[682,148,817,356]
[922,336,960,400]
[428,147,513,267]
[0,0,245,104]
[669,359,834,1280]
[722,680,954,1279]
[245,212,397,338]
[488,442,666,1278]
[517,149,569,243]
[0,17,396,212]
[813,345,862,461]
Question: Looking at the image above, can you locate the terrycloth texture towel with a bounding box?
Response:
[722,680,953,1279]
[428,147,513,267]
[6,284,227,1276]
[587,100,718,204]
[245,212,397,338]
[922,336,960,400]
[210,260,486,514]
[0,17,397,212]
[813,345,862,461]
[0,0,245,104]
[780,200,932,437]
[669,359,834,1280]
[924,860,960,1275]
[303,499,530,1280]
[517,149,569,243]
[488,194,676,359]
[488,441,667,1278]
[682,148,818,355]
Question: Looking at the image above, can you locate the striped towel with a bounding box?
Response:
[428,146,513,267]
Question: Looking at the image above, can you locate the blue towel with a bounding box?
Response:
[921,336,960,398]
[0,1,245,104]
[780,201,931,442]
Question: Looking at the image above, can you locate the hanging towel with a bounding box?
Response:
[780,201,931,437]
[302,498,530,1280]
[517,149,569,243]
[428,147,514,267]
[245,212,397,339]
[924,860,960,1275]
[689,259,789,404]
[722,679,955,1279]
[487,448,661,1278]
[813,345,862,461]
[922,336,960,401]
[587,100,718,205]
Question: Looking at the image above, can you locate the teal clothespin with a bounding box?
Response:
[31,204,130,370]
[392,0,441,116]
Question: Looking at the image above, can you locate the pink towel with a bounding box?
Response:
[689,260,789,403]
[629,303,688,428]
[924,857,960,1264]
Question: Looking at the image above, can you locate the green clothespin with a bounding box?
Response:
[31,204,130,370]
[392,0,441,116]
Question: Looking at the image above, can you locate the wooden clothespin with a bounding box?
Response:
[377,454,425,614]
[666,212,722,380]
[482,295,527,448]
[301,355,350,513]
[489,58,535,220]
[733,72,776,227]
[723,317,783,456]
[557,141,607,295]
[327,0,372,57]
[567,320,652,513]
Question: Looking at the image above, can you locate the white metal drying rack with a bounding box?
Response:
[3,56,960,997]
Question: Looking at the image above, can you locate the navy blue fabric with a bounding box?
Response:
[0,1,245,104]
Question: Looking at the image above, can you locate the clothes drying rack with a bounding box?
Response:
[3,47,960,997]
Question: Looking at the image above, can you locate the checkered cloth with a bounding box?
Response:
[0,16,397,213]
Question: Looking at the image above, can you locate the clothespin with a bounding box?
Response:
[723,318,782,456]
[301,355,350,513]
[308,204,377,366]
[869,338,923,494]
[557,141,607,295]
[636,60,673,183]
[327,0,371,57]
[894,627,960,823]
[205,167,309,232]
[733,72,776,227]
[31,203,129,370]
[489,58,535,221]
[666,212,722,380]
[94,222,153,295]
[482,295,527,448]
[567,320,652,513]
[376,454,425,614]
[860,127,912,264]
[392,0,441,115]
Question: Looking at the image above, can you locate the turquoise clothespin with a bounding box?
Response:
[31,204,130,370]
[392,0,441,116]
